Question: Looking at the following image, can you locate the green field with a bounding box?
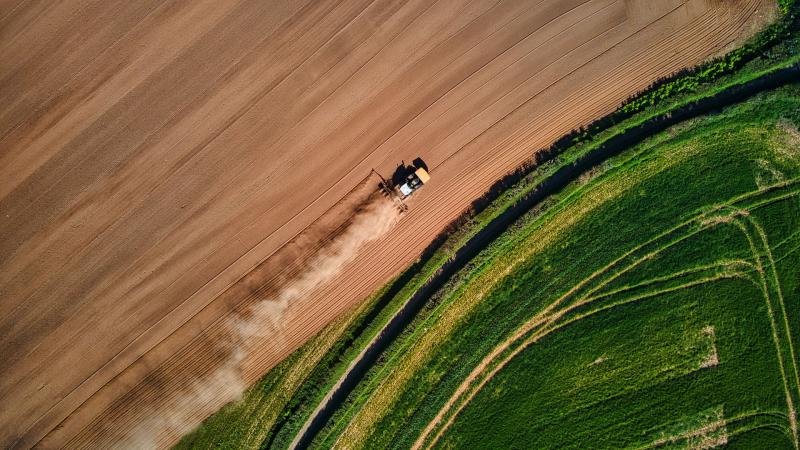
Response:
[176,6,800,449]
[423,87,800,449]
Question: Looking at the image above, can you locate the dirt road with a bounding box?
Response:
[0,0,773,447]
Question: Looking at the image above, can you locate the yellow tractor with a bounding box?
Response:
[397,167,430,199]
[375,162,430,211]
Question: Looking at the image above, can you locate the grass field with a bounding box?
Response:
[319,85,800,450]
[175,5,800,448]
[423,89,800,449]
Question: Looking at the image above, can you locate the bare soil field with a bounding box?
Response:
[0,0,774,448]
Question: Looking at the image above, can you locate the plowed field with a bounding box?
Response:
[0,0,774,447]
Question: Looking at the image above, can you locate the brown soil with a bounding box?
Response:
[0,0,774,447]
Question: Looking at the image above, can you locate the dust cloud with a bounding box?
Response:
[114,350,246,450]
[122,195,401,449]
[237,196,401,343]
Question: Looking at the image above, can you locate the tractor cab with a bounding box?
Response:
[398,167,430,198]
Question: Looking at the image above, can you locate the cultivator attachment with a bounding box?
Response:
[374,170,408,213]
[372,161,429,213]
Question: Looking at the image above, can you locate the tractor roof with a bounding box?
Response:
[415,167,430,184]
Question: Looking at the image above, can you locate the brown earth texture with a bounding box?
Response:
[0,0,775,448]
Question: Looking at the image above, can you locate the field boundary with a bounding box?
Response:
[289,60,800,449]
[253,6,800,447]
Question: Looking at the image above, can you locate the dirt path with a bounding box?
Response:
[0,0,774,447]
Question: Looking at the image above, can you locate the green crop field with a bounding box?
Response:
[319,85,800,450]
[422,88,800,450]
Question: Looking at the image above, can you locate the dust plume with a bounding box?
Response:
[122,195,400,448]
[237,196,401,344]
[114,350,246,450]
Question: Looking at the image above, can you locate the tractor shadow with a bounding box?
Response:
[390,158,428,187]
